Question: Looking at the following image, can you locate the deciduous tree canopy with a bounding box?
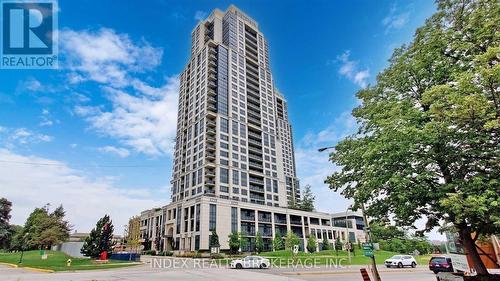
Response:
[326,0,499,275]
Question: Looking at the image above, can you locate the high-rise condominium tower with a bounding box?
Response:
[135,6,367,253]
[170,5,300,208]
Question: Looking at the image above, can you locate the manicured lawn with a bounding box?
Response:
[225,249,431,266]
[0,250,141,271]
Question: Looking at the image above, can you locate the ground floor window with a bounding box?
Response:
[195,235,200,250]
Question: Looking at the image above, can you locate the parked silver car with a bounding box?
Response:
[384,255,417,268]
[230,256,270,269]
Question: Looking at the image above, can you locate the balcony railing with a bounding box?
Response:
[247,116,261,126]
[249,162,263,169]
[247,145,262,155]
[258,229,272,237]
[248,138,262,147]
[249,177,264,185]
[241,229,255,236]
[258,215,272,223]
[274,217,287,224]
[248,153,262,162]
[249,185,264,193]
[241,215,255,221]
[250,199,265,205]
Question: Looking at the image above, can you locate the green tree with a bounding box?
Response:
[272,233,284,251]
[288,196,300,210]
[299,184,315,212]
[255,232,264,253]
[321,235,331,250]
[370,221,406,243]
[126,216,141,255]
[284,231,300,251]
[209,230,220,249]
[334,237,342,256]
[8,225,24,251]
[23,204,70,250]
[306,235,317,253]
[81,215,115,258]
[239,233,249,252]
[326,0,499,275]
[228,231,240,254]
[0,198,12,250]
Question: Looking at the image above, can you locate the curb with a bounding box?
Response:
[281,268,427,276]
[0,262,54,273]
[0,262,18,268]
[22,267,54,273]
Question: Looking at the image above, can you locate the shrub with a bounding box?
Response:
[143,250,156,256]
[210,253,224,259]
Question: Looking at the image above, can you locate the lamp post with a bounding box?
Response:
[317,146,335,153]
[18,232,29,264]
[361,203,381,281]
[319,146,351,262]
[318,147,381,281]
[345,206,351,264]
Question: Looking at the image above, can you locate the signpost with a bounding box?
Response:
[362,243,374,258]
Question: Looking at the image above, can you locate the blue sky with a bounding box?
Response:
[0,0,439,236]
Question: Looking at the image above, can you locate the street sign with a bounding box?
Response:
[362,243,374,257]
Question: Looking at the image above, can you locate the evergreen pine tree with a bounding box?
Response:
[335,237,342,256]
[255,232,264,253]
[306,235,317,253]
[299,184,315,211]
[322,235,331,251]
[228,232,240,254]
[272,233,284,251]
[81,215,115,258]
[209,230,220,248]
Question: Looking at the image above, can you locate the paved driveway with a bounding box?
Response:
[0,258,437,281]
[0,263,303,281]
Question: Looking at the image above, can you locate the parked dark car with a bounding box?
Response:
[429,256,453,274]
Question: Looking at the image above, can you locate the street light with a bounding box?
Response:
[319,147,381,281]
[361,203,381,281]
[345,206,352,264]
[317,146,335,152]
[18,232,29,264]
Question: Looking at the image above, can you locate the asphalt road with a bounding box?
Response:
[0,259,437,281]
[266,268,437,281]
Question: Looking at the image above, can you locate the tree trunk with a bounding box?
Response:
[458,226,489,276]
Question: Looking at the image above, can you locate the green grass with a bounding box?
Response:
[225,249,431,266]
[0,250,141,271]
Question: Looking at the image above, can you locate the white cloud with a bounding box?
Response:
[23,78,42,91]
[75,77,179,156]
[0,149,165,234]
[194,10,207,21]
[39,109,58,127]
[382,4,410,34]
[301,111,357,147]
[60,28,163,88]
[336,51,370,88]
[0,127,54,147]
[295,112,358,214]
[19,77,59,94]
[60,27,179,156]
[98,146,130,158]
